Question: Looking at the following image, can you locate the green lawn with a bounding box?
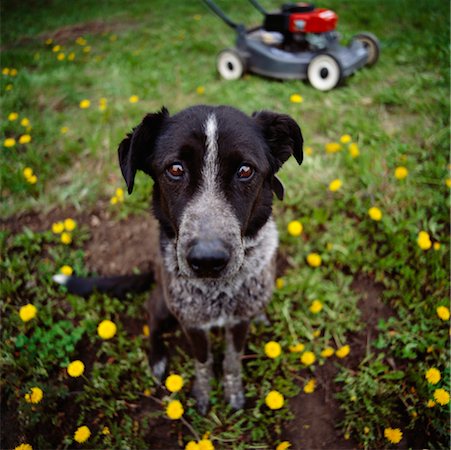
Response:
[1,0,450,449]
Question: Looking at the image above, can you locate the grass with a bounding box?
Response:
[1,0,450,449]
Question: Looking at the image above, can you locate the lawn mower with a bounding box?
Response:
[203,0,380,91]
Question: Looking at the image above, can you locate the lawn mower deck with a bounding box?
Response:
[204,0,380,91]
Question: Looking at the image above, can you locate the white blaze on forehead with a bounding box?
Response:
[202,114,219,191]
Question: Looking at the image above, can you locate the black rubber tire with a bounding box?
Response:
[353,32,380,66]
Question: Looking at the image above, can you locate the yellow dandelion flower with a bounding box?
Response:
[129,95,139,103]
[425,368,441,385]
[20,118,30,127]
[101,426,110,435]
[68,52,76,61]
[433,242,440,250]
[143,388,152,397]
[287,220,303,237]
[303,378,316,394]
[426,399,436,408]
[265,390,284,409]
[436,306,450,321]
[60,232,72,245]
[10,68,18,76]
[264,341,282,358]
[67,360,85,377]
[52,45,61,52]
[300,351,316,366]
[394,166,408,180]
[27,174,38,184]
[60,126,69,134]
[57,52,65,61]
[368,207,382,221]
[19,304,37,322]
[19,134,31,144]
[328,178,342,192]
[336,345,350,358]
[276,442,291,450]
[74,425,91,443]
[14,443,32,450]
[306,253,321,267]
[305,146,313,156]
[289,342,305,353]
[166,399,184,419]
[60,265,73,276]
[97,320,117,339]
[52,221,64,234]
[309,299,323,314]
[99,97,108,111]
[143,324,150,336]
[64,218,77,231]
[115,187,124,200]
[23,167,33,179]
[8,112,18,121]
[290,93,303,103]
[276,277,285,289]
[313,329,321,338]
[325,142,342,153]
[348,143,360,158]
[417,231,432,250]
[340,134,352,144]
[196,86,205,95]
[384,428,403,444]
[4,138,16,148]
[433,389,450,405]
[75,37,87,46]
[320,347,335,358]
[2,67,10,75]
[198,438,214,450]
[446,178,451,188]
[110,196,119,205]
[185,442,199,450]
[79,99,91,109]
[45,38,53,45]
[24,386,43,404]
[165,374,184,393]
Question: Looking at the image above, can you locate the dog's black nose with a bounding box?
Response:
[187,239,230,277]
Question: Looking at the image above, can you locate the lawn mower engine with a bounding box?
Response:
[203,0,380,91]
[263,3,339,51]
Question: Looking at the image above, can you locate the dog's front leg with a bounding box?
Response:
[185,327,213,415]
[223,320,249,410]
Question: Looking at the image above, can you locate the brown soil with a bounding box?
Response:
[2,204,394,449]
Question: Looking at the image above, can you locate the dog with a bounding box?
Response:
[54,104,303,413]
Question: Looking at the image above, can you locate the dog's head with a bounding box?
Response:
[118,105,303,279]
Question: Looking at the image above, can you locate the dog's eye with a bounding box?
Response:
[237,164,254,180]
[166,163,185,180]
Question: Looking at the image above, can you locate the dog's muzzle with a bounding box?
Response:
[186,238,231,278]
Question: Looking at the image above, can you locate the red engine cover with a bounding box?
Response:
[289,8,338,33]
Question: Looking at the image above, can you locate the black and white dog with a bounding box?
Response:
[55,105,303,413]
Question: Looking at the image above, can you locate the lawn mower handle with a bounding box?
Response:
[202,0,240,30]
[248,0,268,15]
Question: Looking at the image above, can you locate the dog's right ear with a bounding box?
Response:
[118,107,169,194]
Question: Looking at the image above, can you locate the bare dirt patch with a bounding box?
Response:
[282,274,393,449]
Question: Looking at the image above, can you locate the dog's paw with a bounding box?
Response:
[226,389,245,410]
[151,357,167,382]
[223,374,245,410]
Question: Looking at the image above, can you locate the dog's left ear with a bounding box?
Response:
[252,110,303,200]
[118,107,169,194]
